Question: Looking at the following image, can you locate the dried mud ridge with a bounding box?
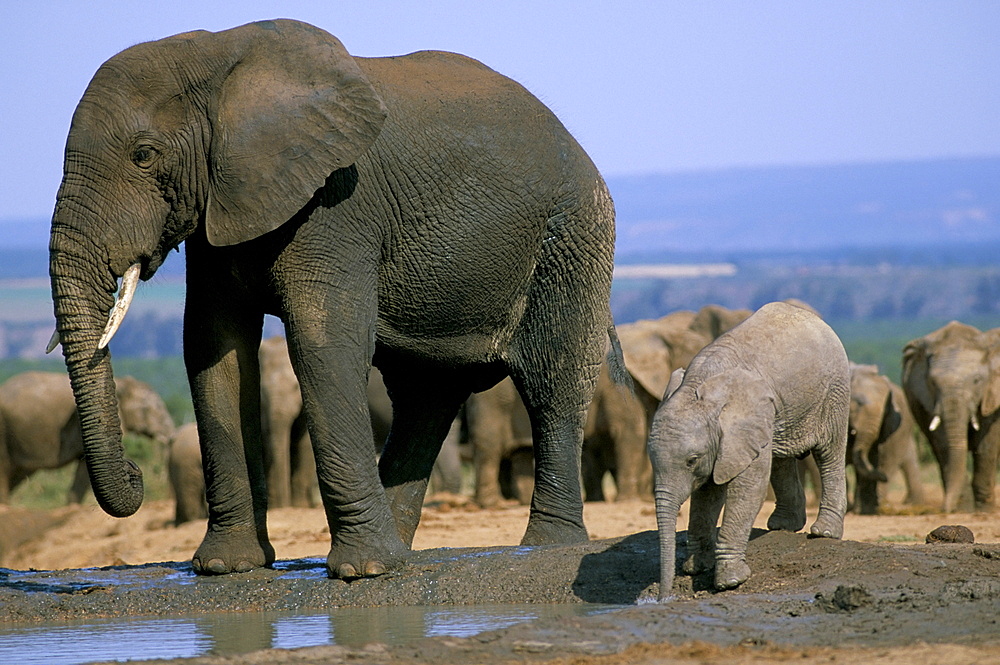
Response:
[3,529,1000,665]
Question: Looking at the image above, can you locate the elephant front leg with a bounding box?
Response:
[715,455,769,590]
[184,300,272,575]
[683,481,724,576]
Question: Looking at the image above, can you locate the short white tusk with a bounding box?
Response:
[929,415,941,431]
[97,263,141,350]
[45,330,60,354]
[972,414,981,432]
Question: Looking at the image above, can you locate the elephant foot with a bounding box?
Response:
[520,510,588,546]
[714,558,750,590]
[681,552,714,576]
[326,525,408,580]
[809,510,844,539]
[766,507,807,533]
[192,525,275,575]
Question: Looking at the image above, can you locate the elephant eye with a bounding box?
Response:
[685,454,700,469]
[131,144,160,168]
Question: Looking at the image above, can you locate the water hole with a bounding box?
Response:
[0,603,622,665]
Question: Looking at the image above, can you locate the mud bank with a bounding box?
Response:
[3,529,1000,665]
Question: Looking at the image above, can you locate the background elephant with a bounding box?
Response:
[901,321,1000,512]
[648,302,849,598]
[467,377,535,507]
[846,363,925,514]
[0,372,174,503]
[51,19,619,579]
[168,422,207,524]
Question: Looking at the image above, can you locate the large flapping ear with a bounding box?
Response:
[900,338,928,391]
[709,371,775,485]
[204,20,387,246]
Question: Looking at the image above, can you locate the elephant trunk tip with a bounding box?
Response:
[92,459,145,518]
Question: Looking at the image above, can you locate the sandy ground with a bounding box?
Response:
[2,489,1000,665]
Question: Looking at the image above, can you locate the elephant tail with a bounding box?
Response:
[606,319,633,392]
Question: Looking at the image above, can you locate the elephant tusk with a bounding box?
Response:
[972,413,981,432]
[45,330,60,354]
[929,415,941,431]
[97,263,141,350]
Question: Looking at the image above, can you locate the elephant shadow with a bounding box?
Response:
[572,527,771,602]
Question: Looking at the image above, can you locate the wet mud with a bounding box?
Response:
[2,528,1000,664]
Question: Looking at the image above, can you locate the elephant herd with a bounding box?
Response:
[5,308,996,526]
[33,19,1000,587]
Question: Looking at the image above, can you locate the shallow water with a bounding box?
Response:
[0,603,621,665]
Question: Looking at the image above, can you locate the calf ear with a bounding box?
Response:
[663,368,685,402]
[711,373,775,485]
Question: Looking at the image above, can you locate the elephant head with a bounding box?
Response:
[48,19,386,517]
[848,364,901,484]
[647,367,774,599]
[902,321,1000,512]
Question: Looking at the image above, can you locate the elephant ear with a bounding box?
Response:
[205,20,387,246]
[710,371,775,485]
[880,382,903,440]
[981,330,1000,416]
[663,368,685,402]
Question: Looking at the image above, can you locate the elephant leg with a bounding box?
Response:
[971,432,1000,511]
[896,438,926,505]
[683,480,724,576]
[429,418,464,495]
[809,433,848,539]
[288,413,316,507]
[509,447,535,504]
[611,397,649,502]
[378,366,470,547]
[767,456,807,532]
[510,355,595,545]
[184,295,272,575]
[263,424,293,509]
[66,458,91,504]
[715,454,770,590]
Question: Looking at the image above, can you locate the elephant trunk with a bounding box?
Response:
[653,486,688,601]
[938,397,972,513]
[50,227,144,518]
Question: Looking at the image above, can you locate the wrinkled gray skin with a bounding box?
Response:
[0,372,174,503]
[848,363,925,514]
[648,302,849,599]
[902,322,1000,513]
[168,422,206,524]
[260,335,463,507]
[49,19,620,579]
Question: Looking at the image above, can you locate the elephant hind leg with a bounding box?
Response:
[767,456,807,532]
[377,364,471,547]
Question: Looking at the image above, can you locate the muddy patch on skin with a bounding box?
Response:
[2,529,1000,664]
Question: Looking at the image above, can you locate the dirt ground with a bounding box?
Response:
[2,489,1000,665]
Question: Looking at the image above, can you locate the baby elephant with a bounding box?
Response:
[648,301,849,599]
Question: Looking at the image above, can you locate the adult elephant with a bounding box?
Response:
[902,322,1000,512]
[848,363,925,514]
[48,20,621,579]
[0,372,174,503]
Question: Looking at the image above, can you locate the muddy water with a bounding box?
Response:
[0,603,622,665]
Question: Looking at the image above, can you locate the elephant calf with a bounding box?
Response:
[648,302,849,599]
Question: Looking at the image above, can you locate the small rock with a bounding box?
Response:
[926,525,975,544]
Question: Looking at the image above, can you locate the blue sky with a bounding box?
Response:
[2,1,998,220]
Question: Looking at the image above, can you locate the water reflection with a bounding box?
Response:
[0,604,619,665]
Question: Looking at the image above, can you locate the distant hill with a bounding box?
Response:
[607,156,1000,259]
